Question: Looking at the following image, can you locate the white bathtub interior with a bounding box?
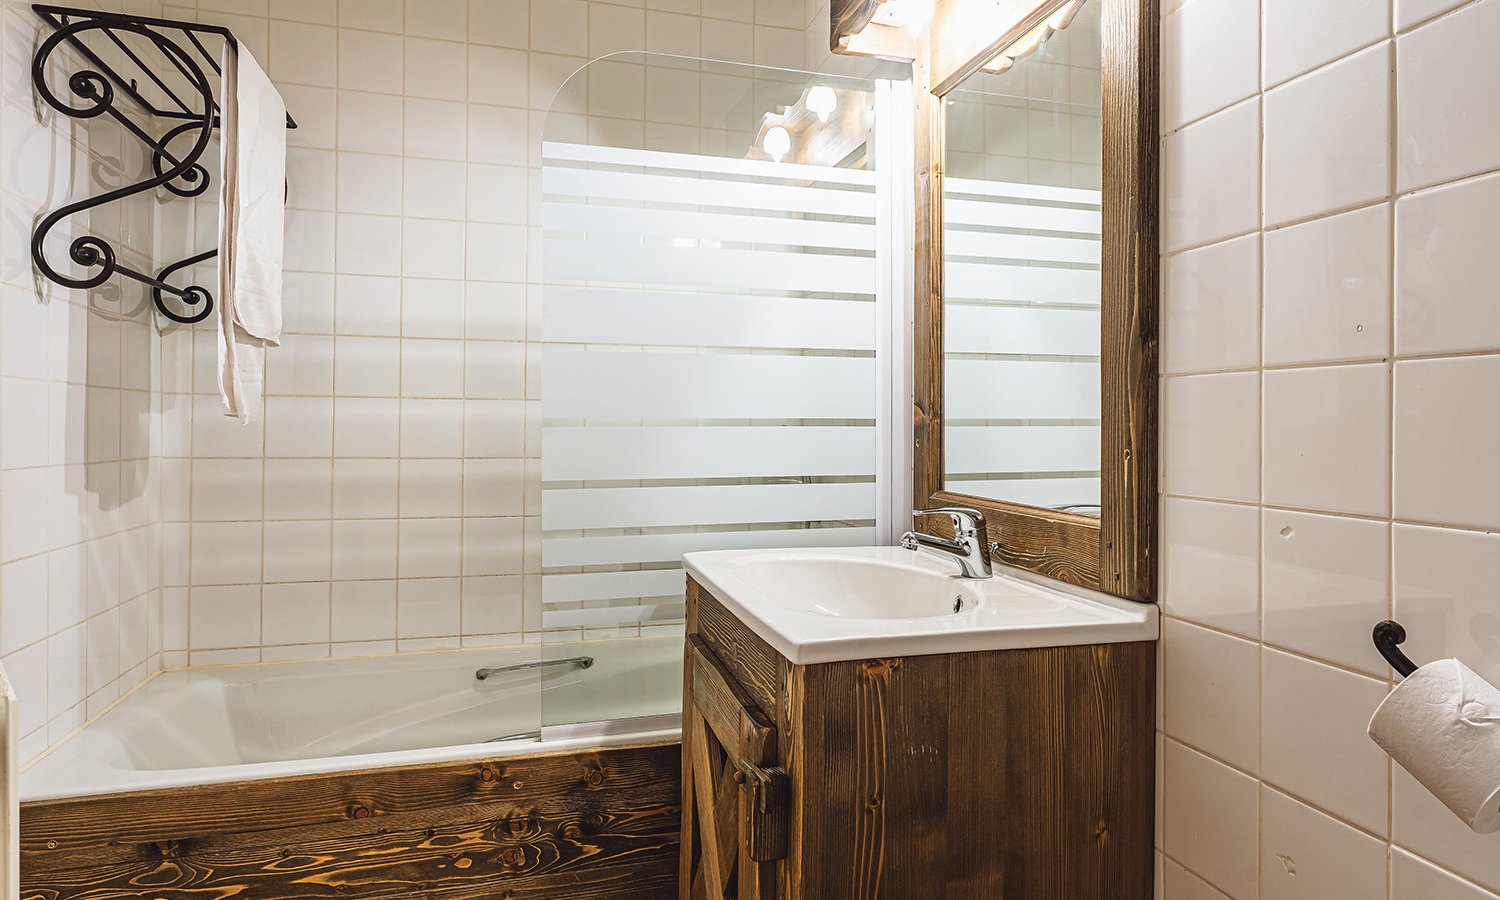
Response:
[23,637,682,801]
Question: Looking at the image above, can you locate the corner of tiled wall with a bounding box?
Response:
[1159,0,1500,896]
[0,0,169,766]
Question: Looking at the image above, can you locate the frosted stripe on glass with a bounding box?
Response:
[542,603,686,628]
[543,203,877,251]
[543,348,876,419]
[542,136,883,631]
[945,305,1099,356]
[542,526,878,568]
[542,569,687,604]
[944,176,1101,205]
[543,426,876,480]
[945,261,1100,305]
[943,230,1100,264]
[541,141,878,187]
[944,198,1101,234]
[543,288,875,351]
[542,168,875,218]
[946,359,1099,419]
[946,425,1100,473]
[542,240,876,294]
[542,482,875,530]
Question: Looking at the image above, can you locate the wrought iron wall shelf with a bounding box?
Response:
[30,5,296,324]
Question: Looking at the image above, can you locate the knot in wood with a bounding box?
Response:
[478,765,500,783]
[860,658,900,679]
[346,802,371,819]
[583,765,606,788]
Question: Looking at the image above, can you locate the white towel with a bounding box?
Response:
[216,41,286,422]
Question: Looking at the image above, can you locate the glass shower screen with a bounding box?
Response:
[539,54,891,729]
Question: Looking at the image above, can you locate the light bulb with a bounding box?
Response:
[764,126,791,163]
[806,85,837,123]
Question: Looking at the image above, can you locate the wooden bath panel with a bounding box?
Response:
[20,741,680,900]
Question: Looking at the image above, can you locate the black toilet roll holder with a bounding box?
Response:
[1373,620,1420,678]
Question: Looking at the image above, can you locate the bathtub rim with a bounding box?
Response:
[23,712,682,803]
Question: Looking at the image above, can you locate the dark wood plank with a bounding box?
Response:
[690,636,776,765]
[1099,0,1160,602]
[788,643,1155,899]
[691,579,782,722]
[23,743,681,900]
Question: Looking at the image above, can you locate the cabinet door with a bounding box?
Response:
[681,635,788,900]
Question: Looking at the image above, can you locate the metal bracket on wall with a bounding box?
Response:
[29,4,296,324]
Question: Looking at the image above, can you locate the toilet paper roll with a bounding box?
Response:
[1368,658,1500,834]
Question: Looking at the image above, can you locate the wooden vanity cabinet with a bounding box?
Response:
[680,577,1156,900]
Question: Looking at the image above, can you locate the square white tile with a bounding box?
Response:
[1264,204,1392,365]
[1394,356,1500,530]
[1263,510,1390,676]
[1397,0,1500,190]
[1261,647,1390,835]
[1163,739,1260,898]
[1393,524,1500,684]
[1162,498,1260,637]
[1263,0,1390,87]
[1394,766,1500,893]
[1263,364,1390,517]
[1396,171,1500,356]
[1163,618,1261,771]
[1162,372,1260,502]
[331,580,397,642]
[1260,786,1388,899]
[1163,99,1260,251]
[1263,43,1391,227]
[1162,234,1261,374]
[1160,0,1260,132]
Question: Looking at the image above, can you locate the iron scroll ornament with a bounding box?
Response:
[30,18,218,323]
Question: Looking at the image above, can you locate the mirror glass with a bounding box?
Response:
[940,1,1103,515]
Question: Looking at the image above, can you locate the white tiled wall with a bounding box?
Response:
[0,0,867,761]
[0,0,167,764]
[148,0,862,665]
[1160,0,1500,896]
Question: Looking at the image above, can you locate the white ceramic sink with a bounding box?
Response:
[683,546,1158,664]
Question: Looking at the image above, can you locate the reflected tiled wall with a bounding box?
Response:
[1160,0,1500,895]
[155,0,860,665]
[0,0,167,764]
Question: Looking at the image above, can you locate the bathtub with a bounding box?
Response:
[22,636,683,801]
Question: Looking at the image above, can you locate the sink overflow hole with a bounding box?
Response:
[954,595,963,613]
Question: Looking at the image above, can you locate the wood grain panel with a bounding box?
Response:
[790,642,1155,899]
[1099,0,1160,601]
[691,580,785,722]
[22,744,681,900]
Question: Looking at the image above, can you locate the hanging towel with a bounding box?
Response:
[216,40,286,422]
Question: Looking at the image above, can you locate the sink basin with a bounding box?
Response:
[683,546,1158,664]
[730,556,981,618]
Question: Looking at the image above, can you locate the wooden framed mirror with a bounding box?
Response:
[895,0,1159,599]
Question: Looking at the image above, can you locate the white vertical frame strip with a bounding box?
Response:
[0,664,17,899]
[874,77,916,545]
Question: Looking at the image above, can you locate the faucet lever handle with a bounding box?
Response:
[912,506,985,536]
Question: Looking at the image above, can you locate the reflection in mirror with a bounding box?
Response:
[940,0,1102,515]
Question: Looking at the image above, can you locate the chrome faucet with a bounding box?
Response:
[900,507,992,578]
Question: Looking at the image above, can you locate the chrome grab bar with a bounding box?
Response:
[475,655,594,681]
